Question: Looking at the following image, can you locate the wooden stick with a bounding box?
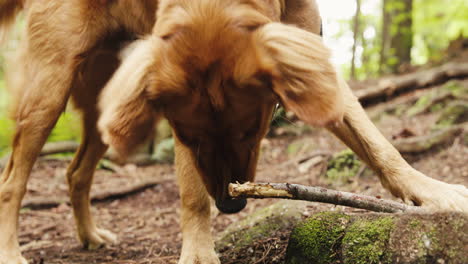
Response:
[229,182,423,213]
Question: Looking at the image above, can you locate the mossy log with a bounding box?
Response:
[216,201,307,263]
[286,212,468,264]
[393,123,467,154]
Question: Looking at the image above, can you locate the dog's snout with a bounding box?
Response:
[215,198,247,214]
[215,179,247,214]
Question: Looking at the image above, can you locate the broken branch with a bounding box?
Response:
[0,141,158,168]
[21,178,162,210]
[354,62,468,106]
[229,182,423,213]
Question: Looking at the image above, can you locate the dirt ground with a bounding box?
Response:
[2,80,467,264]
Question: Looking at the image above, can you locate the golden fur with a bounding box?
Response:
[1,0,467,264]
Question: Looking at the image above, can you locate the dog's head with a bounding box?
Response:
[98,0,344,213]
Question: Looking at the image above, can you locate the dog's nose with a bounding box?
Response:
[216,198,247,214]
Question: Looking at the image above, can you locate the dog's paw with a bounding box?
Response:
[80,228,117,250]
[399,169,468,213]
[0,253,28,264]
[178,251,220,264]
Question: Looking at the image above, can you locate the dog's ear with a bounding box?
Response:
[251,23,344,126]
[98,37,160,158]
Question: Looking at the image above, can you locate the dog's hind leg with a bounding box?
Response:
[327,78,468,212]
[66,111,116,249]
[0,4,111,264]
[174,137,220,264]
[0,48,84,264]
[66,46,120,250]
[0,42,89,262]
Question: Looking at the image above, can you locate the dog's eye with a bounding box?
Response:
[161,33,173,41]
[233,16,268,32]
[242,24,261,32]
[159,27,187,41]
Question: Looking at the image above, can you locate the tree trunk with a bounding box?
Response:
[380,0,391,74]
[360,22,370,75]
[351,0,361,79]
[390,0,413,72]
[381,0,413,74]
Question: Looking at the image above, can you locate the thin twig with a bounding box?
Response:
[276,150,332,170]
[229,182,423,213]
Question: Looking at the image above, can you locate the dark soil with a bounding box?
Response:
[2,81,467,264]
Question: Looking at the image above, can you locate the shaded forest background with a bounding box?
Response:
[338,0,467,79]
[0,0,467,158]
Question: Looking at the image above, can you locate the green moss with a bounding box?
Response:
[409,219,422,229]
[424,226,440,253]
[286,212,350,264]
[325,149,361,185]
[287,138,315,156]
[406,81,467,117]
[217,201,305,252]
[286,213,467,264]
[407,92,433,116]
[406,220,432,263]
[233,216,282,248]
[452,217,465,232]
[342,216,395,264]
[429,102,444,113]
[287,141,301,155]
[433,101,468,130]
[443,80,467,97]
[393,104,408,117]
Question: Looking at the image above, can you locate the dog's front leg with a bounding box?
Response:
[174,137,220,264]
[327,77,468,212]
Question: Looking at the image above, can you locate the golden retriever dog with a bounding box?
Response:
[1,0,467,263]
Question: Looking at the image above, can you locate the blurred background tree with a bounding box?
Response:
[380,0,413,74]
[322,0,467,79]
[0,0,467,157]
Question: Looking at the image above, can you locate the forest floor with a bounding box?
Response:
[2,71,468,263]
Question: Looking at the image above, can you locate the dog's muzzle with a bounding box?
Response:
[215,197,247,214]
